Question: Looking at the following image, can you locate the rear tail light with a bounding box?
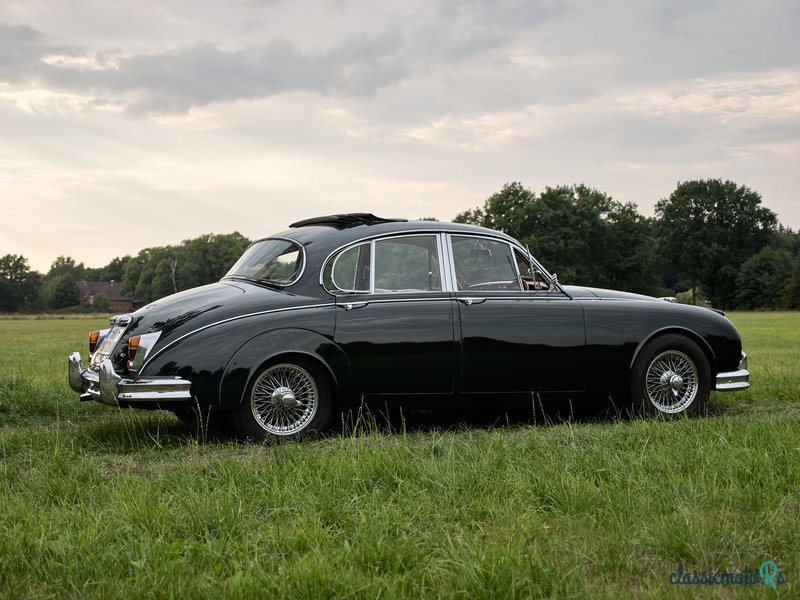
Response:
[89,331,101,354]
[127,336,141,370]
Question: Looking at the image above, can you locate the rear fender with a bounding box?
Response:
[219,328,355,410]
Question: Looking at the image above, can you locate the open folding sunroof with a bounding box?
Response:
[289,213,408,229]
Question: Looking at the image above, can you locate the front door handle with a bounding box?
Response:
[457,297,486,306]
[339,302,369,311]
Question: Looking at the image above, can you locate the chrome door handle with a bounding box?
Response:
[339,302,369,311]
[457,297,486,306]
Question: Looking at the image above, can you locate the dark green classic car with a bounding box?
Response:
[69,214,749,440]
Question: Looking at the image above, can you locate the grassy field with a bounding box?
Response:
[0,313,797,598]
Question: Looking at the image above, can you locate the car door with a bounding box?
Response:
[327,234,457,402]
[449,234,586,400]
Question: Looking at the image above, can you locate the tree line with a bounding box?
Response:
[454,179,799,310]
[0,233,250,312]
[1,178,798,312]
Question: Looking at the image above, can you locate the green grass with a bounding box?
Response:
[0,313,798,598]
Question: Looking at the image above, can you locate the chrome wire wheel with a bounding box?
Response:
[250,363,319,436]
[644,350,699,414]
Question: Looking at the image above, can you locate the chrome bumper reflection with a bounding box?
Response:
[68,352,192,405]
[715,352,750,392]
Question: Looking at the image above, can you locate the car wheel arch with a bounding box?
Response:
[240,351,336,407]
[628,326,716,377]
[218,327,354,411]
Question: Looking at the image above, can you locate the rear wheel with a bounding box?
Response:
[631,334,711,417]
[232,359,333,441]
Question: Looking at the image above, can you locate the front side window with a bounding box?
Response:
[225,239,304,285]
[451,236,521,291]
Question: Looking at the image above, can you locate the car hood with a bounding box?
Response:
[561,285,661,301]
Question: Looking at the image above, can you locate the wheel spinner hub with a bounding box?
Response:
[660,371,684,394]
[272,386,297,409]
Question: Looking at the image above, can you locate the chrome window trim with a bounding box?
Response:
[320,230,560,296]
[446,234,524,293]
[373,234,445,294]
[321,233,447,296]
[328,241,371,294]
[438,232,457,292]
[444,233,565,296]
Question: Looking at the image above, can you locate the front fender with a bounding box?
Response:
[219,328,356,410]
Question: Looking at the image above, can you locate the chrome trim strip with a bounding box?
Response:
[453,293,569,301]
[351,296,451,305]
[439,232,456,292]
[140,302,336,371]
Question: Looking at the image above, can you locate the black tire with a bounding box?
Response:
[630,334,711,417]
[232,359,333,441]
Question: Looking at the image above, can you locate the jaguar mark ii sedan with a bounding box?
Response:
[69,213,750,440]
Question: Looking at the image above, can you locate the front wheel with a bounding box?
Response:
[631,334,711,417]
[232,360,333,441]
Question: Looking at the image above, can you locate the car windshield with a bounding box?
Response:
[224,239,303,285]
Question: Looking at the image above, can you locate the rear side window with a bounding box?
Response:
[323,235,443,294]
[323,243,371,294]
[374,236,441,292]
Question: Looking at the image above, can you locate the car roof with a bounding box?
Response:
[267,214,517,254]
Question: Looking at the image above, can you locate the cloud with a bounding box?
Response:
[0,24,408,113]
[0,24,48,80]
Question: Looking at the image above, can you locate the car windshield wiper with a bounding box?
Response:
[224,275,284,290]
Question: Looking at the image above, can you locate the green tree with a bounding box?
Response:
[44,273,80,309]
[124,246,178,302]
[92,293,112,313]
[178,233,251,289]
[527,184,615,286]
[735,247,793,309]
[604,204,660,294]
[47,256,85,280]
[121,232,251,303]
[100,256,131,282]
[655,179,777,308]
[0,254,43,312]
[454,182,535,240]
[454,182,659,293]
[781,259,800,309]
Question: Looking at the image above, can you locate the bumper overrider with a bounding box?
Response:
[68,352,192,406]
[714,352,750,392]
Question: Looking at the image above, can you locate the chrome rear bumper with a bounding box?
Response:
[68,352,192,405]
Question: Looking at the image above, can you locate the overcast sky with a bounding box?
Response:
[1,0,798,273]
